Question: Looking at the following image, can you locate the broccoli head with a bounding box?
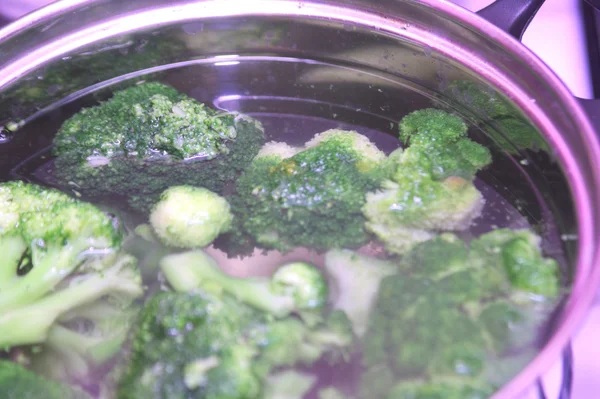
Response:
[469,228,560,298]
[159,250,328,318]
[117,291,263,399]
[0,359,91,399]
[118,291,352,398]
[150,185,233,248]
[360,230,560,399]
[51,82,265,213]
[227,130,386,252]
[0,181,142,394]
[363,109,491,254]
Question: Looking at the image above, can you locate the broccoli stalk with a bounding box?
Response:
[0,254,142,347]
[120,250,352,398]
[226,130,386,253]
[160,250,328,317]
[149,185,233,248]
[324,249,397,336]
[360,230,560,399]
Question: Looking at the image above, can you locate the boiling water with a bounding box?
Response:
[2,58,570,398]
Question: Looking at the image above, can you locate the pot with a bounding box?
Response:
[0,0,598,398]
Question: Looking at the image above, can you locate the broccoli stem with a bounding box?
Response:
[46,324,127,368]
[0,244,85,313]
[0,258,142,347]
[0,235,27,289]
[160,250,295,317]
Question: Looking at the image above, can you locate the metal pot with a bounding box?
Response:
[0,0,598,398]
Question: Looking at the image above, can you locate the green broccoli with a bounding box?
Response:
[363,109,491,254]
[469,228,560,298]
[150,185,233,248]
[324,249,397,336]
[118,255,353,399]
[52,82,265,213]
[360,230,560,399]
[0,181,143,393]
[0,359,92,399]
[31,294,140,385]
[225,129,386,252]
[159,250,328,318]
[442,80,550,153]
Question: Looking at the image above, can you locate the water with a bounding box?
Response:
[2,59,569,398]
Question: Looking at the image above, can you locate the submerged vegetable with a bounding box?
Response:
[52,82,265,213]
[150,185,233,248]
[118,251,353,399]
[0,181,142,390]
[226,130,386,253]
[363,109,492,254]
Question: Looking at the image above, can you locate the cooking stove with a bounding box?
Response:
[0,1,598,398]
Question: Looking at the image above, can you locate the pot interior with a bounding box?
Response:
[0,8,581,399]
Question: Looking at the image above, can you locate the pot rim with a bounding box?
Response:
[1,1,600,398]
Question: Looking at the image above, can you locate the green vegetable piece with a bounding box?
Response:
[271,261,328,311]
[229,129,386,252]
[160,250,328,317]
[150,185,233,248]
[52,82,265,213]
[324,249,397,336]
[470,229,560,298]
[0,359,91,399]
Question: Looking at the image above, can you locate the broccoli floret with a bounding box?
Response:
[118,249,351,398]
[0,253,142,348]
[360,230,560,399]
[324,249,397,336]
[252,310,353,376]
[52,82,265,213]
[398,109,491,180]
[364,276,488,378]
[263,370,316,399]
[470,229,560,298]
[116,291,263,399]
[400,233,468,277]
[363,109,491,254]
[149,185,233,248]
[0,359,91,399]
[160,250,328,317]
[118,290,351,399]
[228,129,386,252]
[0,181,142,393]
